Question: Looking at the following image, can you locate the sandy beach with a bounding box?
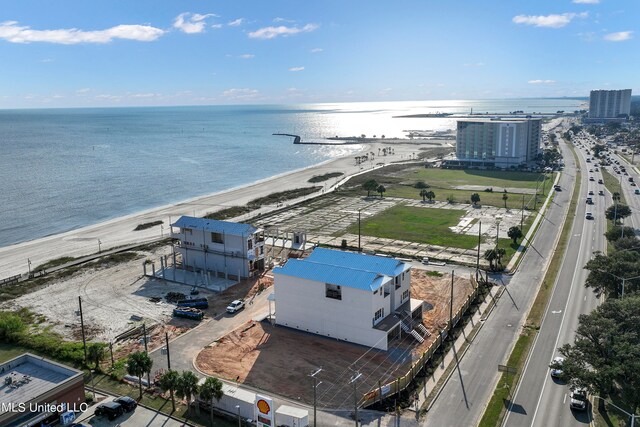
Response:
[0,139,450,279]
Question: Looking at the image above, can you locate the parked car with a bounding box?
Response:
[550,356,565,377]
[421,257,430,265]
[114,396,137,412]
[569,388,588,411]
[94,401,124,421]
[226,300,245,313]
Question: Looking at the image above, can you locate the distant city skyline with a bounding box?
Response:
[0,0,637,108]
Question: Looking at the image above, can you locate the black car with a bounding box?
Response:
[94,401,124,420]
[114,395,138,412]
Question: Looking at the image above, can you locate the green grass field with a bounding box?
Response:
[406,169,551,190]
[346,205,479,249]
[386,186,541,210]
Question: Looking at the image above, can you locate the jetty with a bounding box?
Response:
[273,133,362,145]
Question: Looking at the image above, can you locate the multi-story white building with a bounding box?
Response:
[172,216,264,280]
[273,248,425,351]
[588,89,632,121]
[451,118,541,169]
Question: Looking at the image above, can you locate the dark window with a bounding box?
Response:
[211,232,223,244]
[326,283,342,300]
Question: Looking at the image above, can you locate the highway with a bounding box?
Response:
[503,133,604,426]
[423,122,575,427]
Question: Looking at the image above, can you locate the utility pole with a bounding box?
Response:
[165,332,171,370]
[97,239,102,253]
[358,209,362,252]
[310,368,322,427]
[109,342,114,368]
[521,194,525,230]
[450,270,455,330]
[350,372,362,427]
[78,296,87,364]
[476,221,481,281]
[27,258,31,278]
[142,323,151,387]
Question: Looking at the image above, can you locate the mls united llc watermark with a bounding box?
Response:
[2,402,89,413]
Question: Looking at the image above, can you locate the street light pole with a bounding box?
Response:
[310,368,322,427]
[27,258,31,278]
[235,404,241,427]
[593,396,638,427]
[98,239,102,253]
[350,372,362,427]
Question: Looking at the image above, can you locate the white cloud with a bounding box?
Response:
[239,54,254,59]
[211,24,223,29]
[228,18,244,27]
[310,48,323,53]
[604,31,633,41]
[248,23,319,39]
[40,58,53,63]
[528,79,556,84]
[289,66,304,72]
[76,88,91,95]
[573,0,599,3]
[512,12,588,28]
[0,20,164,44]
[221,88,260,100]
[173,12,217,34]
[273,17,295,23]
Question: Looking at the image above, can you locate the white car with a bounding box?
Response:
[226,300,245,313]
[569,388,587,411]
[550,356,565,378]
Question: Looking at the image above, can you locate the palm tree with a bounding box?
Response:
[484,249,497,270]
[495,248,506,266]
[363,179,379,197]
[127,351,153,399]
[502,191,508,209]
[426,190,436,202]
[377,185,386,198]
[87,343,105,370]
[176,371,200,416]
[158,369,180,412]
[419,189,428,201]
[199,377,224,426]
[471,193,481,206]
[613,192,621,204]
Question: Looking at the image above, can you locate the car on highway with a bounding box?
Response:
[114,396,137,412]
[599,190,605,196]
[94,401,124,421]
[635,189,640,195]
[588,190,594,195]
[550,356,565,378]
[226,299,245,313]
[585,212,594,220]
[569,388,588,411]
[589,176,594,181]
[586,197,593,204]
[598,179,603,184]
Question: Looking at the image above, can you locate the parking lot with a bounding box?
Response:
[75,395,190,427]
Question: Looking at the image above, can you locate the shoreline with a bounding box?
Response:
[0,140,439,278]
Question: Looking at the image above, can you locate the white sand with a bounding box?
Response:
[1,140,447,278]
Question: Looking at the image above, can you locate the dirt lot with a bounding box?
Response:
[3,246,271,350]
[195,269,475,409]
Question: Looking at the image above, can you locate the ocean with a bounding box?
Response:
[0,99,584,247]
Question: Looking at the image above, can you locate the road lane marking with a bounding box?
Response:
[551,310,562,314]
[563,393,567,404]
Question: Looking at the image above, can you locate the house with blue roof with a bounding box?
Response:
[171,216,264,280]
[273,248,425,350]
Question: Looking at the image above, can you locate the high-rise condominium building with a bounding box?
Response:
[454,118,541,168]
[588,89,632,120]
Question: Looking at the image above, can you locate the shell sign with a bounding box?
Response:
[255,394,274,427]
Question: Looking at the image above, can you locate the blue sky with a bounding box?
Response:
[0,0,637,108]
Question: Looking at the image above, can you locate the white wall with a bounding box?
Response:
[274,275,390,350]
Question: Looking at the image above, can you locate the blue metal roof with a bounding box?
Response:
[274,259,389,292]
[172,216,257,236]
[306,247,409,276]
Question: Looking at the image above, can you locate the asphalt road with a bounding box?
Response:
[503,135,604,426]
[422,124,574,427]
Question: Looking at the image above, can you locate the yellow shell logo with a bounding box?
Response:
[257,399,271,414]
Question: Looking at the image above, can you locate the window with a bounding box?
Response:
[211,232,223,244]
[182,228,192,235]
[395,276,401,290]
[402,290,409,301]
[325,283,342,300]
[373,290,378,295]
[373,308,384,323]
[248,239,253,250]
